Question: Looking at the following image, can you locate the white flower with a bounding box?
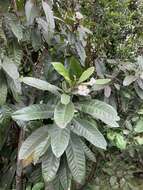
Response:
[87,77,96,86]
[77,85,90,96]
[75,12,84,20]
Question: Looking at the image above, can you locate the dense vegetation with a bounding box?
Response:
[0,0,143,190]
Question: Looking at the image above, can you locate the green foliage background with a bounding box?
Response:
[0,0,143,190]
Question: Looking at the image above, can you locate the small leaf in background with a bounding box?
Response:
[52,62,71,84]
[115,134,127,150]
[134,82,143,100]
[61,94,70,105]
[134,136,143,145]
[78,67,94,84]
[54,101,74,128]
[123,75,136,86]
[134,118,143,133]
[104,86,112,98]
[42,0,55,36]
[32,182,44,190]
[25,0,39,25]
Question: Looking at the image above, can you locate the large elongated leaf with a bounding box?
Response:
[25,0,39,25]
[71,118,107,150]
[48,124,70,157]
[54,101,75,128]
[76,99,120,127]
[42,0,55,38]
[33,136,51,164]
[19,126,49,160]
[78,67,94,84]
[66,133,85,183]
[21,77,61,95]
[12,104,54,121]
[42,149,60,182]
[0,71,7,106]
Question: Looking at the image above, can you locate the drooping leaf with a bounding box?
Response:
[58,162,70,190]
[12,104,54,121]
[0,71,7,106]
[25,0,39,25]
[42,148,60,182]
[54,101,74,128]
[33,136,51,164]
[42,0,55,37]
[81,140,96,162]
[19,126,49,160]
[78,67,95,84]
[52,62,71,84]
[71,118,107,150]
[66,133,85,183]
[76,99,120,127]
[48,124,70,157]
[61,94,70,105]
[21,77,61,95]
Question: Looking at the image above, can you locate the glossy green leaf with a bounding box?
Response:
[78,67,94,84]
[134,119,143,133]
[12,104,54,121]
[52,62,71,84]
[94,79,111,85]
[54,101,74,128]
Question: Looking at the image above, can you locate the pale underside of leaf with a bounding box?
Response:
[42,149,60,182]
[19,126,49,160]
[54,101,75,128]
[66,133,85,183]
[21,77,61,95]
[76,99,120,128]
[48,124,70,157]
[12,104,54,121]
[71,118,107,150]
